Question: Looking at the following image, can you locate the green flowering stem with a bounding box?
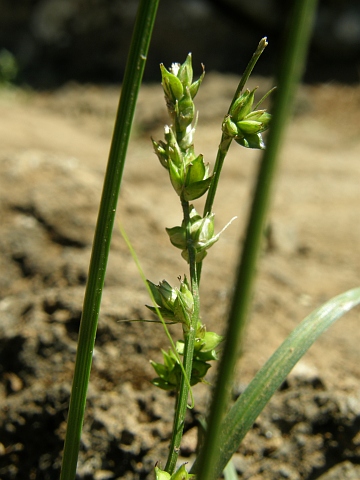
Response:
[196,133,230,279]
[203,38,268,219]
[203,134,232,218]
[197,39,269,282]
[165,200,200,474]
[231,37,268,110]
[165,330,196,473]
[59,1,159,479]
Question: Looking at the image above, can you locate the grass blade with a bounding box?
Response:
[211,287,360,478]
[194,1,318,479]
[60,1,159,479]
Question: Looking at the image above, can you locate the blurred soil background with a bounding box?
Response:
[0,1,360,479]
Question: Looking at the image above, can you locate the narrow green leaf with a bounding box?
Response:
[208,287,360,479]
[60,1,159,479]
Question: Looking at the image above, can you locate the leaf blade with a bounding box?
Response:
[211,287,360,478]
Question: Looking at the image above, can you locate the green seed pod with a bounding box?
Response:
[236,132,265,150]
[188,216,204,240]
[172,284,194,328]
[195,348,219,362]
[150,360,169,379]
[173,298,190,328]
[152,138,169,169]
[162,349,177,370]
[185,154,206,184]
[146,304,177,321]
[245,109,265,120]
[179,280,194,309]
[201,331,224,351]
[151,377,174,391]
[236,119,263,135]
[171,464,194,480]
[166,225,187,250]
[231,87,257,122]
[181,247,208,263]
[167,366,181,387]
[160,64,184,102]
[177,53,193,87]
[168,159,184,196]
[246,110,271,131]
[230,90,250,119]
[189,66,205,99]
[175,340,185,355]
[196,322,206,339]
[155,466,171,480]
[177,87,195,130]
[178,124,196,152]
[191,360,211,384]
[147,279,164,307]
[164,126,182,167]
[194,336,205,352]
[183,177,212,201]
[146,279,179,321]
[189,204,202,222]
[196,214,215,245]
[158,280,177,310]
[222,115,238,137]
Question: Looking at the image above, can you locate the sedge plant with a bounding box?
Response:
[61,0,360,479]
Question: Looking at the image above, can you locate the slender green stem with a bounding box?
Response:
[203,37,268,219]
[59,2,159,479]
[165,328,196,473]
[197,39,269,285]
[165,200,200,474]
[203,134,232,217]
[197,135,231,282]
[231,37,268,107]
[194,1,318,479]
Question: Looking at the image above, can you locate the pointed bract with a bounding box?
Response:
[236,132,266,149]
[177,53,193,87]
[160,64,184,102]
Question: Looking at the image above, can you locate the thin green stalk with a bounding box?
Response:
[194,1,318,479]
[231,37,269,108]
[197,38,268,283]
[202,37,268,219]
[59,1,159,479]
[203,134,232,218]
[165,200,200,473]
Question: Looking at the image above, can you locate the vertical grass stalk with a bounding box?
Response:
[194,1,318,479]
[59,1,159,479]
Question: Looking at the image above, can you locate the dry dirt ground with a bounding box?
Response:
[0,74,359,479]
